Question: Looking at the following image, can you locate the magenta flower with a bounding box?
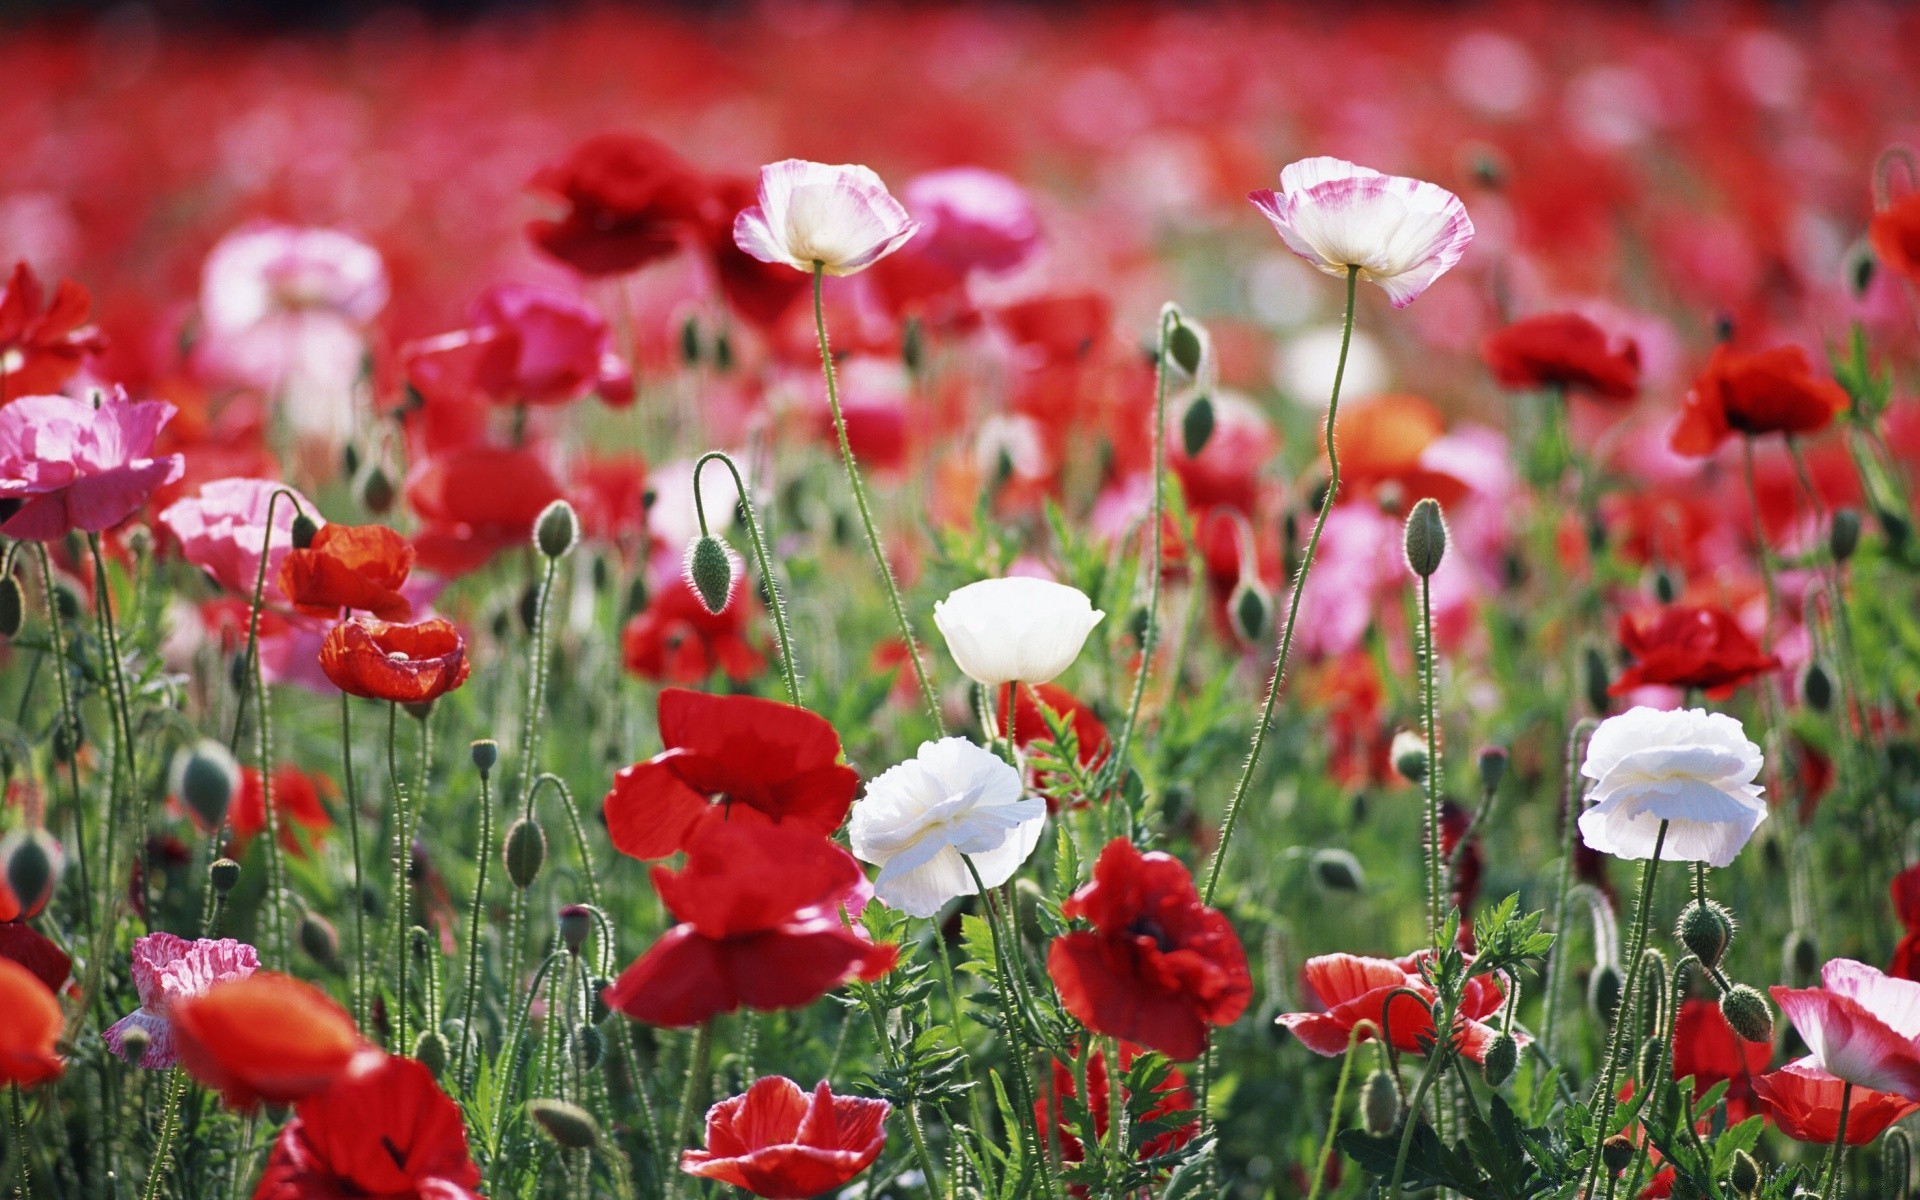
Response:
[1248,157,1473,308]
[403,283,633,409]
[733,160,919,277]
[103,933,260,1069]
[0,392,185,540]
[158,478,319,598]
[901,167,1041,276]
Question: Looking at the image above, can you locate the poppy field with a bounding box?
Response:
[7,2,1920,1197]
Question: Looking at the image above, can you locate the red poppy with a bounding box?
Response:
[1869,191,1920,287]
[1891,863,1920,982]
[1611,605,1779,695]
[277,523,415,622]
[0,957,63,1087]
[0,921,71,993]
[994,294,1112,364]
[319,618,471,704]
[705,177,810,332]
[1482,312,1640,402]
[570,453,649,545]
[1000,683,1110,770]
[1752,1057,1920,1145]
[526,133,708,278]
[1035,1043,1196,1181]
[217,766,334,859]
[254,1055,480,1200]
[1670,344,1850,456]
[621,572,765,685]
[681,1076,889,1199]
[1671,998,1770,1122]
[170,973,376,1109]
[603,821,896,1027]
[405,445,565,576]
[1046,839,1251,1061]
[0,260,105,402]
[603,688,859,861]
[1275,952,1519,1065]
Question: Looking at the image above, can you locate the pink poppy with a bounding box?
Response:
[159,477,319,598]
[1773,959,1920,1101]
[104,932,260,1070]
[402,284,633,411]
[0,391,185,540]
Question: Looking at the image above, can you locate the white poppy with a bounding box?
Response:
[933,577,1104,687]
[849,737,1045,919]
[1578,706,1767,868]
[732,160,919,277]
[1248,157,1474,308]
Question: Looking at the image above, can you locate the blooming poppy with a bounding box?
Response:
[254,1054,481,1200]
[159,477,318,599]
[0,391,185,540]
[999,682,1112,789]
[105,932,259,1070]
[604,688,861,861]
[1482,312,1640,402]
[1752,1057,1920,1146]
[1275,952,1519,1064]
[526,132,708,278]
[933,577,1105,688]
[1035,1043,1196,1180]
[1046,839,1251,1061]
[1670,344,1850,456]
[1578,707,1768,868]
[0,957,63,1087]
[1773,959,1920,1101]
[733,159,920,278]
[1612,606,1779,696]
[681,1076,889,1199]
[0,260,105,402]
[171,972,378,1109]
[402,283,632,411]
[1869,190,1920,287]
[620,571,766,686]
[1670,998,1770,1122]
[277,522,415,621]
[603,821,896,1027]
[319,617,470,704]
[1890,863,1920,981]
[0,920,71,994]
[405,445,565,576]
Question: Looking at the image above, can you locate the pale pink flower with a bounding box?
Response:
[0,391,184,539]
[1248,157,1473,307]
[104,933,260,1069]
[733,160,919,277]
[901,167,1041,276]
[1774,959,1920,1101]
[158,478,320,598]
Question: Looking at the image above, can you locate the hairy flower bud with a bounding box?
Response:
[357,464,395,514]
[1309,848,1365,893]
[1482,1031,1517,1086]
[535,499,579,559]
[0,575,21,639]
[1403,498,1448,578]
[684,535,735,616]
[1589,962,1624,1024]
[1361,1069,1399,1135]
[558,904,593,955]
[470,739,499,776]
[291,512,320,549]
[505,817,547,889]
[299,911,340,969]
[209,857,242,895]
[1799,661,1834,713]
[1477,746,1508,793]
[1829,507,1862,562]
[1728,1148,1760,1195]
[570,1025,604,1071]
[1721,984,1774,1044]
[1167,315,1206,377]
[172,739,241,832]
[1677,899,1736,970]
[1601,1135,1636,1176]
[4,830,57,917]
[413,1029,450,1077]
[119,1023,152,1063]
[1638,1035,1666,1085]
[1391,731,1430,785]
[51,713,83,763]
[527,1099,598,1149]
[1181,393,1216,459]
[1228,577,1272,644]
[1784,929,1819,986]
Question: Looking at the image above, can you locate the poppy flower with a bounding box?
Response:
[1328,394,1471,511]
[1482,312,1641,402]
[1612,606,1779,696]
[603,687,861,861]
[733,159,919,278]
[526,132,708,278]
[1670,344,1850,456]
[1578,707,1768,868]
[999,682,1112,789]
[1890,863,1920,981]
[277,522,415,622]
[1046,838,1252,1061]
[319,618,471,704]
[401,283,632,411]
[1275,951,1519,1064]
[0,921,71,994]
[1773,959,1920,1101]
[254,1054,481,1200]
[171,972,378,1109]
[0,260,106,402]
[202,766,333,859]
[1869,190,1920,287]
[1752,1057,1920,1146]
[0,391,185,540]
[681,1076,889,1199]
[933,577,1105,688]
[159,477,318,599]
[620,571,766,686]
[1671,998,1770,1122]
[0,957,62,1087]
[104,932,259,1070]
[405,445,565,576]
[1035,1043,1196,1180]
[603,821,896,1027]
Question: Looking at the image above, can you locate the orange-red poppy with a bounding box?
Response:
[171,973,376,1109]
[277,523,415,621]
[0,957,64,1087]
[319,618,471,704]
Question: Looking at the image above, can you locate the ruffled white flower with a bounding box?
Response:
[733,160,919,277]
[850,738,1045,918]
[1248,157,1473,308]
[1578,706,1767,867]
[933,577,1104,687]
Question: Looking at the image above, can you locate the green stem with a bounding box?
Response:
[665,1021,713,1200]
[34,546,94,962]
[340,692,368,1029]
[388,701,413,1050]
[1543,718,1598,1058]
[1108,306,1178,787]
[138,1071,189,1200]
[693,450,801,706]
[1740,437,1781,651]
[458,758,495,1085]
[88,532,145,925]
[1823,1082,1855,1200]
[1385,992,1460,1194]
[1418,570,1445,945]
[1306,1020,1375,1200]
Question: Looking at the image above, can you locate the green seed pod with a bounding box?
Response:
[1676,899,1736,970]
[685,536,735,616]
[291,512,320,549]
[527,1098,599,1150]
[1477,746,1508,793]
[1829,507,1862,562]
[558,904,592,956]
[1360,1069,1399,1135]
[570,1025,604,1071]
[209,858,242,895]
[535,499,579,559]
[1800,661,1834,712]
[1228,578,1272,644]
[1181,393,1216,459]
[504,817,547,890]
[299,911,340,969]
[1721,983,1774,1044]
[1728,1148,1760,1196]
[172,738,241,832]
[1583,645,1612,715]
[1167,316,1205,376]
[0,576,22,639]
[1403,498,1448,578]
[1391,731,1430,785]
[1482,1031,1518,1087]
[470,739,499,775]
[1601,1134,1636,1176]
[1589,962,1624,1024]
[1308,848,1365,893]
[413,1029,450,1077]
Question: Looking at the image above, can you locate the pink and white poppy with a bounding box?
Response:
[900,167,1041,276]
[402,283,634,410]
[0,391,185,540]
[733,160,919,277]
[159,477,320,598]
[1248,158,1473,308]
[1773,959,1920,1101]
[104,933,260,1069]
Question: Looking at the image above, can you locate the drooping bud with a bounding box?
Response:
[558,904,593,955]
[119,1023,152,1063]
[570,1025,604,1071]
[1589,962,1624,1024]
[1181,393,1216,458]
[51,713,83,763]
[470,739,499,776]
[4,830,58,917]
[1784,929,1819,986]
[172,739,241,832]
[1800,661,1834,713]
[413,1029,450,1077]
[1360,1069,1399,1135]
[1391,731,1430,785]
[1477,746,1508,793]
[1601,1135,1636,1176]
[209,857,242,895]
[0,576,22,639]
[357,464,395,514]
[1721,984,1774,1044]
[1848,244,1877,299]
[404,699,436,723]
[713,328,735,373]
[1650,567,1679,605]
[589,979,614,1026]
[1228,577,1272,644]
[1167,313,1206,377]
[527,1099,599,1149]
[902,316,925,376]
[1829,507,1862,562]
[299,911,340,969]
[1728,1148,1760,1195]
[1403,498,1447,578]
[684,536,735,616]
[504,817,547,890]
[1677,899,1736,970]
[290,512,320,549]
[1637,1036,1666,1085]
[1309,848,1365,893]
[535,499,579,559]
[679,314,702,366]
[1482,1031,1517,1086]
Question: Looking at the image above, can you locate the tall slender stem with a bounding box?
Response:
[812,264,944,731]
[1581,820,1670,1198]
[87,532,146,924]
[1823,1082,1855,1200]
[1544,718,1597,1058]
[387,701,413,1050]
[1419,570,1445,944]
[35,546,94,955]
[1109,306,1179,786]
[1201,264,1358,904]
[693,450,800,705]
[458,757,495,1084]
[340,692,368,1028]
[665,1021,713,1200]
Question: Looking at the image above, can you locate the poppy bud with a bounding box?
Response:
[1800,661,1834,712]
[589,978,613,1026]
[1637,1035,1665,1084]
[0,575,21,639]
[1720,984,1774,1044]
[1361,1069,1398,1135]
[535,500,579,559]
[1583,645,1611,715]
[680,314,702,365]
[471,739,498,776]
[404,699,436,723]
[684,536,734,616]
[558,904,592,955]
[1391,731,1429,785]
[1167,313,1206,377]
[1650,567,1679,605]
[172,739,241,832]
[51,713,83,763]
[1848,245,1877,298]
[413,1029,449,1077]
[1677,899,1735,970]
[1601,1135,1636,1176]
[209,857,242,895]
[1880,506,1912,551]
[1403,498,1447,578]
[505,817,546,890]
[290,512,320,549]
[1309,848,1365,893]
[1784,929,1819,986]
[902,316,924,375]
[299,911,340,969]
[528,1099,598,1149]
[119,1023,152,1063]
[1229,577,1272,644]
[1728,1148,1760,1195]
[1181,393,1216,458]
[1589,962,1623,1023]
[713,328,735,372]
[570,1025,603,1071]
[357,464,395,514]
[1829,507,1862,563]
[124,523,154,560]
[1482,1031,1517,1086]
[4,830,57,916]
[1477,746,1508,793]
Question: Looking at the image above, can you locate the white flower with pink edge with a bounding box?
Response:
[733,160,919,277]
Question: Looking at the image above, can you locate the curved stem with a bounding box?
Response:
[693,450,801,706]
[1306,1020,1376,1200]
[812,264,944,731]
[1109,306,1179,787]
[1543,718,1599,1058]
[1201,264,1358,905]
[458,760,494,1085]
